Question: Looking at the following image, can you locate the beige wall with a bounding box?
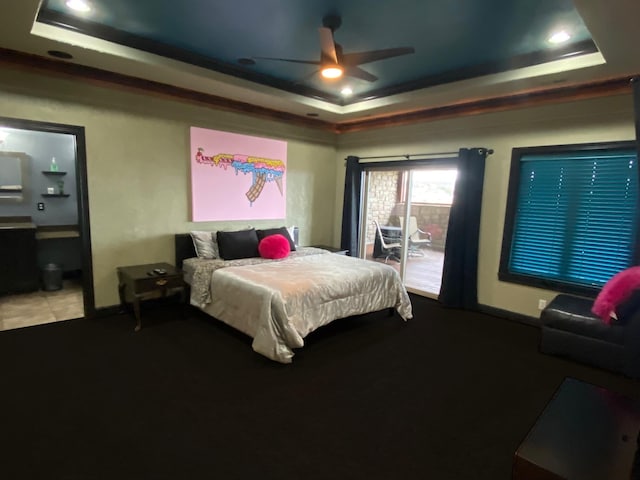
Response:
[0,67,337,308]
[1,64,635,318]
[336,94,636,318]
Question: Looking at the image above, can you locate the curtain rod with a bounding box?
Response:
[356,148,493,161]
[357,151,458,160]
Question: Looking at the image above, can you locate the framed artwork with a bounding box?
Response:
[190,127,287,221]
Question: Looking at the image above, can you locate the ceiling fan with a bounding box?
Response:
[254,15,415,82]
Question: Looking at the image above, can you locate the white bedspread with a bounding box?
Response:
[191,251,412,363]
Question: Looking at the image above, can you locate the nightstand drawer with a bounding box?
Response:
[134,274,184,293]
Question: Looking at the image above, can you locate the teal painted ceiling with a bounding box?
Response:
[38,0,595,105]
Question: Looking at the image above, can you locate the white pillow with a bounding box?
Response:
[190,231,217,258]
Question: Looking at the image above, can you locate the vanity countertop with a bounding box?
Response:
[35,224,80,239]
[0,221,36,229]
[0,218,78,237]
[0,216,36,229]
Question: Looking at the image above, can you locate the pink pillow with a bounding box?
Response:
[592,266,640,324]
[258,234,291,259]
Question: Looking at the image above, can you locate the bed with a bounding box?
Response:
[175,233,412,363]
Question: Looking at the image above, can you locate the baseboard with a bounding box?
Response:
[62,269,82,280]
[95,297,539,328]
[94,305,121,318]
[94,292,186,319]
[478,303,540,327]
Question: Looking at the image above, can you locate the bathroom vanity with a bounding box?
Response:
[0,216,39,294]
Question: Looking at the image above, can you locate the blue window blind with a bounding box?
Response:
[509,148,638,288]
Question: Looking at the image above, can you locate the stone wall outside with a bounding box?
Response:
[365,171,399,244]
[365,171,450,250]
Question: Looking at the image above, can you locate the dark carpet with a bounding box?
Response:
[1,295,638,480]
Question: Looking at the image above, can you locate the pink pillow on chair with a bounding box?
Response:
[592,266,640,324]
[258,234,291,259]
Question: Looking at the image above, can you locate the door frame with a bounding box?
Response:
[0,116,95,318]
[357,157,458,297]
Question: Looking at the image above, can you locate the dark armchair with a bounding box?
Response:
[540,293,640,378]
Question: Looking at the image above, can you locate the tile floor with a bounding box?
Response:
[0,280,84,332]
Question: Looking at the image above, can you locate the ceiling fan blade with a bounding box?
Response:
[318,27,338,64]
[292,69,321,86]
[253,56,320,65]
[344,65,378,82]
[342,47,415,66]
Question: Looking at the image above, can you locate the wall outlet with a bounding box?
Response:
[37,202,45,211]
[538,299,547,310]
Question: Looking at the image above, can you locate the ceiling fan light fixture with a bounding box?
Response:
[320,65,343,79]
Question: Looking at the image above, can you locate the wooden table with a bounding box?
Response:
[117,262,186,332]
[513,377,640,479]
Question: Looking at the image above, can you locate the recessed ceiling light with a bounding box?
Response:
[48,50,74,59]
[548,30,571,44]
[341,86,353,96]
[66,0,91,12]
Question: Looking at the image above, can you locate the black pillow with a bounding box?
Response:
[256,227,296,251]
[614,289,640,325]
[216,228,260,260]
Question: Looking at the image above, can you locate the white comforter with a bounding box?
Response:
[186,250,412,363]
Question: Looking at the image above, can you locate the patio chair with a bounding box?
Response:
[373,219,401,263]
[398,216,432,256]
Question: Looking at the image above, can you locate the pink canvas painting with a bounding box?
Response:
[190,127,287,221]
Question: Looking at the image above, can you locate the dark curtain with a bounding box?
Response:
[340,156,363,256]
[633,77,640,167]
[439,148,489,309]
[633,77,640,263]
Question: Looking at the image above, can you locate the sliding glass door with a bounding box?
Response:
[360,163,457,297]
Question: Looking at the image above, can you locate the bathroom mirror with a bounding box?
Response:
[0,151,28,202]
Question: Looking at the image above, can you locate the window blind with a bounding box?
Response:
[509,149,638,288]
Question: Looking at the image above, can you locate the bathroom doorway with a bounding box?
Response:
[0,116,94,330]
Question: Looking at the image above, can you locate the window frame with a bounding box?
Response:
[396,161,458,205]
[499,140,640,297]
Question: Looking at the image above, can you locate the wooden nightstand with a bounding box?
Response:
[117,262,186,332]
[310,245,349,255]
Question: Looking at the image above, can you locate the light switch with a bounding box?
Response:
[37,202,45,211]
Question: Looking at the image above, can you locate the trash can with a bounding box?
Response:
[42,263,63,291]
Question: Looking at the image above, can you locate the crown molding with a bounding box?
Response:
[0,47,335,132]
[334,75,636,133]
[0,48,636,135]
